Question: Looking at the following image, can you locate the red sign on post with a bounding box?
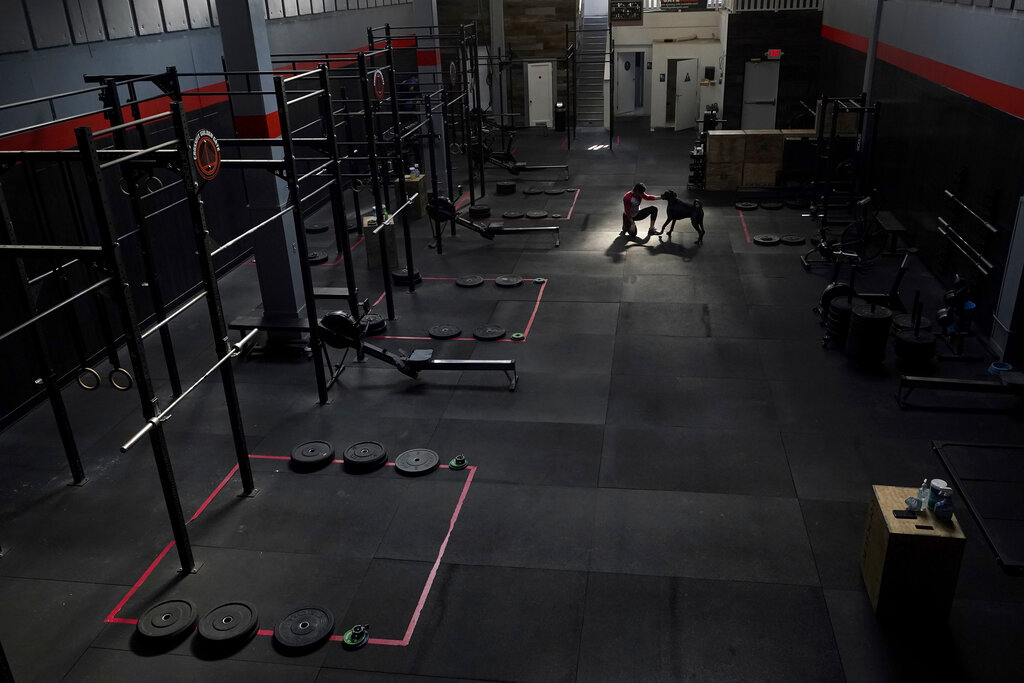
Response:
[191,129,221,181]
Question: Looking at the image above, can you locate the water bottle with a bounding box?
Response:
[413,163,420,177]
[917,479,930,509]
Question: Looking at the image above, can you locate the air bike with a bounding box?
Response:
[318,310,518,391]
[427,196,560,247]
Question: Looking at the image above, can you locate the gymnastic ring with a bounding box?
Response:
[109,367,134,391]
[145,175,164,193]
[77,368,101,391]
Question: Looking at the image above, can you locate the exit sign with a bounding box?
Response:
[765,48,783,59]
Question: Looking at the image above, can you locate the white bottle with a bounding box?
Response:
[917,479,930,509]
[413,163,420,177]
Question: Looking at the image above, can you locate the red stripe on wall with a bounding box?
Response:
[821,24,1024,120]
[234,111,281,139]
[0,80,230,152]
[417,49,440,67]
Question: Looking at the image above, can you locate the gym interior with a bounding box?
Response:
[1,1,1024,681]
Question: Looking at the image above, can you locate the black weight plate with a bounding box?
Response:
[473,324,506,341]
[468,205,491,219]
[305,222,330,234]
[274,607,335,651]
[759,201,784,210]
[363,313,387,335]
[198,602,259,644]
[455,275,484,288]
[496,181,517,195]
[525,210,548,219]
[429,324,462,340]
[544,188,565,195]
[502,210,524,219]
[395,448,440,476]
[308,250,329,265]
[495,274,523,288]
[137,599,197,640]
[734,201,758,211]
[523,187,543,195]
[753,234,781,247]
[780,235,806,246]
[290,441,335,469]
[391,267,422,285]
[551,213,563,218]
[343,441,388,473]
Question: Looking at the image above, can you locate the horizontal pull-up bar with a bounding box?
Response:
[286,89,325,107]
[301,178,336,204]
[99,139,177,170]
[0,84,105,112]
[0,276,114,345]
[120,328,259,453]
[141,289,207,341]
[0,244,104,258]
[283,68,322,84]
[210,204,293,257]
[89,111,172,137]
[373,192,419,234]
[0,108,113,140]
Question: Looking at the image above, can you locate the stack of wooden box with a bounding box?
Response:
[704,131,744,191]
[741,129,784,187]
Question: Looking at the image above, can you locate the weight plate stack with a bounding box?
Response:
[734,201,758,211]
[523,187,543,195]
[893,329,937,370]
[308,250,329,265]
[824,297,865,348]
[473,324,506,341]
[496,181,517,195]
[391,267,422,286]
[502,210,524,219]
[845,304,893,366]
[780,235,806,246]
[342,441,388,473]
[455,275,484,288]
[468,205,491,220]
[137,599,198,641]
[448,454,468,470]
[495,274,523,288]
[274,607,335,652]
[544,188,565,195]
[395,448,440,476]
[197,602,259,646]
[290,440,336,471]
[342,624,370,650]
[428,324,462,340]
[891,313,932,334]
[753,234,781,247]
[759,201,784,211]
[362,313,387,336]
[525,210,548,219]
[305,222,330,234]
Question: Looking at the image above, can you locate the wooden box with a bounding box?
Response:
[742,129,784,164]
[741,163,780,188]
[780,129,816,137]
[704,162,742,191]
[861,485,966,622]
[706,130,746,164]
[361,213,398,270]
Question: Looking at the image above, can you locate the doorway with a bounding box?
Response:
[616,53,644,116]
[527,62,553,127]
[741,60,780,129]
[666,58,698,131]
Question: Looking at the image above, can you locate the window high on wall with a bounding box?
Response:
[643,0,725,9]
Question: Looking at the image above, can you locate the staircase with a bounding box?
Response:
[574,15,608,128]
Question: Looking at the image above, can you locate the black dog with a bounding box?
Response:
[655,190,705,245]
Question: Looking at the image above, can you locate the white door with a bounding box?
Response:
[741,60,780,129]
[527,62,553,127]
[673,59,699,131]
[616,54,636,115]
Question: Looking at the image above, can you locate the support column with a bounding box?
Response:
[490,0,505,123]
[218,0,304,323]
[992,197,1024,363]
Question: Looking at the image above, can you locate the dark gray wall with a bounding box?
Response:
[0,0,422,425]
[821,0,1024,340]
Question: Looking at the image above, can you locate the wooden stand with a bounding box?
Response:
[361,214,397,270]
[861,485,966,621]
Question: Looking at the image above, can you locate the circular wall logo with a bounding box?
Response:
[373,71,386,101]
[192,129,221,181]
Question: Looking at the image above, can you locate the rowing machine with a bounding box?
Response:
[427,197,559,246]
[319,310,518,391]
